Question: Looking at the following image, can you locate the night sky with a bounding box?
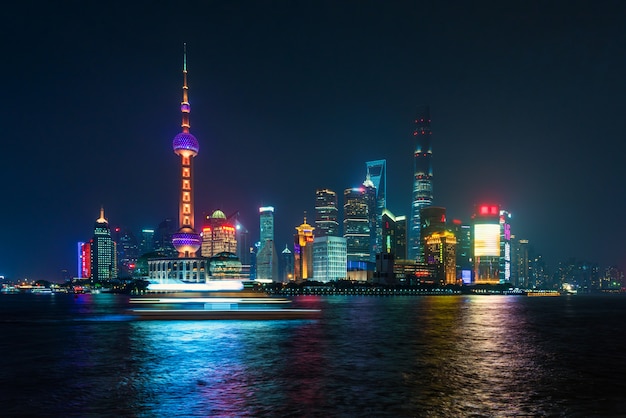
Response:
[2,1,625,281]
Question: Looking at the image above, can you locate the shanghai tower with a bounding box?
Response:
[408,106,433,261]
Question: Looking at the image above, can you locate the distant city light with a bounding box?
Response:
[147,281,244,292]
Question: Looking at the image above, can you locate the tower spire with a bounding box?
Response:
[181,42,190,133]
[96,206,107,224]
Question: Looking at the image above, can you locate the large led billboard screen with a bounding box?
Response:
[474,224,500,256]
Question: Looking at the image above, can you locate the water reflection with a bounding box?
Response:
[129,319,322,416]
[3,294,625,416]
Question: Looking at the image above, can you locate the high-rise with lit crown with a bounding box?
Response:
[201,210,237,257]
[409,106,433,261]
[171,43,202,258]
[314,188,339,237]
[294,215,315,281]
[91,207,117,280]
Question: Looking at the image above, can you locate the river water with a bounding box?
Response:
[1,293,625,417]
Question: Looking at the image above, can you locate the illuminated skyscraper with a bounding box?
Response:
[409,106,433,261]
[201,210,237,257]
[381,209,407,260]
[294,215,315,281]
[451,219,472,284]
[257,206,278,281]
[259,206,275,244]
[113,227,139,278]
[419,206,446,252]
[313,236,347,282]
[514,238,530,288]
[171,44,202,259]
[280,245,295,282]
[343,187,371,263]
[153,218,176,256]
[472,204,502,284]
[366,160,386,255]
[78,241,91,279]
[139,229,155,256]
[314,188,339,237]
[362,174,378,262]
[424,231,457,285]
[499,210,512,284]
[91,207,117,280]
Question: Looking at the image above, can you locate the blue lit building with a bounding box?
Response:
[257,206,279,281]
[409,106,433,261]
[366,159,386,256]
[313,236,347,282]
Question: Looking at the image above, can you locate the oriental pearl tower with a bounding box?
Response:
[171,43,202,258]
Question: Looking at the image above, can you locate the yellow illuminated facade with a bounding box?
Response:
[425,230,458,285]
[294,216,315,281]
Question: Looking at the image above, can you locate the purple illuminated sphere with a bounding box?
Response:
[172,132,199,154]
[172,231,202,251]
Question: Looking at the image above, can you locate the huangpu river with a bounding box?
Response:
[1,292,625,417]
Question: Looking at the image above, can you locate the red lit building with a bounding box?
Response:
[201,210,238,257]
[80,240,92,279]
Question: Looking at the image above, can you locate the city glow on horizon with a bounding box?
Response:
[147,281,244,292]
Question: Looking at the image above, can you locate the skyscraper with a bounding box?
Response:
[473,204,501,285]
[419,206,447,252]
[91,207,117,280]
[78,241,91,279]
[113,227,139,278]
[171,43,202,259]
[424,230,457,285]
[294,215,315,281]
[280,244,295,282]
[381,209,407,260]
[451,219,472,284]
[362,174,378,262]
[314,188,339,237]
[514,238,530,288]
[201,209,237,257]
[153,219,176,256]
[257,206,278,281]
[139,229,155,256]
[499,210,512,284]
[313,236,347,282]
[259,206,275,244]
[343,187,371,265]
[409,106,433,261]
[366,160,386,256]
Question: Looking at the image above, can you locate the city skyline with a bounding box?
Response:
[1,1,625,280]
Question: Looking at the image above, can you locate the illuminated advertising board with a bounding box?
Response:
[474,224,500,256]
[462,270,472,284]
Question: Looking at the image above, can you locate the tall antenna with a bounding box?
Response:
[181,42,190,133]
